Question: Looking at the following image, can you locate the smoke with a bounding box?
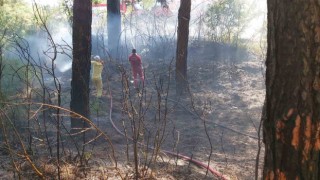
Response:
[91,0,224,60]
[50,26,73,73]
[4,23,73,74]
[9,0,266,70]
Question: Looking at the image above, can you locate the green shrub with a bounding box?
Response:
[0,57,34,99]
[204,0,251,45]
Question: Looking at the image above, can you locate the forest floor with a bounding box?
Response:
[86,42,266,179]
[0,42,265,179]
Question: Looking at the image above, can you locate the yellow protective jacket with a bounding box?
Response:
[91,61,103,79]
[91,61,103,97]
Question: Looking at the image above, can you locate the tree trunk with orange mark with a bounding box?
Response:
[263,0,320,179]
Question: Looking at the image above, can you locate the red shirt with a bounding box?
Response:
[129,53,142,70]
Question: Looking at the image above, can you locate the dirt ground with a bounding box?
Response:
[86,42,266,179]
[0,42,265,180]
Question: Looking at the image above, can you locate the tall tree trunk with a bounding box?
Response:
[107,0,121,59]
[70,0,92,130]
[263,1,320,179]
[175,0,191,96]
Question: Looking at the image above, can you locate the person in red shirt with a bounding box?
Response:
[129,49,144,89]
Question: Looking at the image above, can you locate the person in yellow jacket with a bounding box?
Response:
[91,56,104,97]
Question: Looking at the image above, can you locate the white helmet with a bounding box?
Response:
[93,55,100,61]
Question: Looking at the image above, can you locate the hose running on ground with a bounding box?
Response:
[107,87,228,180]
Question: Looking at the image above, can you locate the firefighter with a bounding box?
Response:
[129,49,144,89]
[91,56,104,97]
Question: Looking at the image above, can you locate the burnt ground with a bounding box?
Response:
[0,42,265,179]
[86,42,265,179]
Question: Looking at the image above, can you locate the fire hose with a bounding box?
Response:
[107,88,228,180]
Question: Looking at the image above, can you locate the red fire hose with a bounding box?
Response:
[107,88,228,180]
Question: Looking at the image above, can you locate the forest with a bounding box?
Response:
[1,0,319,180]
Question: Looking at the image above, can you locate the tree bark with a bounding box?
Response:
[107,0,121,59]
[263,0,320,179]
[175,0,191,96]
[70,0,92,129]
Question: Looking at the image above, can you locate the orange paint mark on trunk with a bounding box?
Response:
[266,170,274,180]
[291,115,301,149]
[284,108,294,120]
[266,170,287,180]
[277,169,287,180]
[315,122,320,150]
[276,120,285,140]
[303,115,312,161]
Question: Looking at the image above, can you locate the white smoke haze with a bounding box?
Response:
[5,0,266,73]
[114,0,265,61]
[4,21,73,74]
[38,31,72,73]
[50,26,72,73]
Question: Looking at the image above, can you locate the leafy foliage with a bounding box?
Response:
[204,0,251,44]
[0,0,34,41]
[0,57,33,97]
